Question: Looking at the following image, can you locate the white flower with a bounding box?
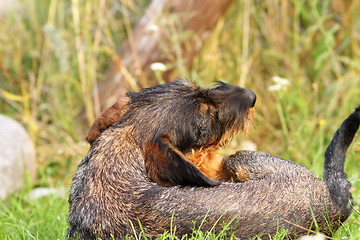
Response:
[268,84,283,91]
[298,233,326,240]
[272,76,290,85]
[150,62,167,72]
[268,76,290,91]
[240,140,257,151]
[148,24,159,33]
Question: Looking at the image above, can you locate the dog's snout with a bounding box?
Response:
[246,89,256,107]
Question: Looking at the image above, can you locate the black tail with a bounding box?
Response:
[324,107,360,219]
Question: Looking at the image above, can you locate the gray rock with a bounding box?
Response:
[28,187,66,199]
[298,233,326,240]
[0,115,36,199]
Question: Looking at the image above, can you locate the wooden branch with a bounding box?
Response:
[98,0,232,110]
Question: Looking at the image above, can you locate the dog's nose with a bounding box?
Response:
[246,89,256,107]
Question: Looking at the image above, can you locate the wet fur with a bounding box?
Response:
[68,79,358,239]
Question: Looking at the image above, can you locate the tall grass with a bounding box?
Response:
[0,0,359,239]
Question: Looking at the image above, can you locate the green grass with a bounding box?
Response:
[0,0,360,239]
[0,190,68,239]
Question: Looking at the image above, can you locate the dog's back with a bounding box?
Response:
[68,126,152,239]
[67,81,359,239]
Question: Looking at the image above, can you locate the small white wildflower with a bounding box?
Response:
[240,140,257,151]
[298,233,326,240]
[147,24,160,33]
[272,76,290,85]
[150,62,167,72]
[268,84,283,91]
[268,76,290,92]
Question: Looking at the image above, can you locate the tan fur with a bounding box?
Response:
[186,147,223,180]
[185,108,255,180]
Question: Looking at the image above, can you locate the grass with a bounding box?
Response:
[0,0,360,239]
[0,191,68,239]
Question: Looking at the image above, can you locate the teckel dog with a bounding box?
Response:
[67,79,359,239]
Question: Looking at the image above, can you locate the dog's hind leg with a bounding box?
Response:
[219,150,299,183]
[222,108,359,224]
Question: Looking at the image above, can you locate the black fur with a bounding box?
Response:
[324,107,360,220]
[118,79,255,186]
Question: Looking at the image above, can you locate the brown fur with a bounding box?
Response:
[186,147,223,179]
[86,101,255,181]
[86,96,130,144]
[67,79,358,239]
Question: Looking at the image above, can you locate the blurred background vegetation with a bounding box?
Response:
[0,0,359,239]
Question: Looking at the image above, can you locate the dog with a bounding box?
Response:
[84,79,255,184]
[67,79,359,239]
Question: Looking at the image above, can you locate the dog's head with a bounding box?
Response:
[86,78,256,187]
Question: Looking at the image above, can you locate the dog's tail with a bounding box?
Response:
[323,107,360,220]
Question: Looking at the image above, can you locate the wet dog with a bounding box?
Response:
[67,79,359,239]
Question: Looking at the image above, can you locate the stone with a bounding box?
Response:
[298,233,326,240]
[28,187,66,199]
[0,115,36,199]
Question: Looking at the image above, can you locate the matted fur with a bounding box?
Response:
[67,79,359,239]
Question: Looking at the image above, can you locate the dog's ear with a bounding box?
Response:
[144,136,220,187]
[86,97,130,145]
